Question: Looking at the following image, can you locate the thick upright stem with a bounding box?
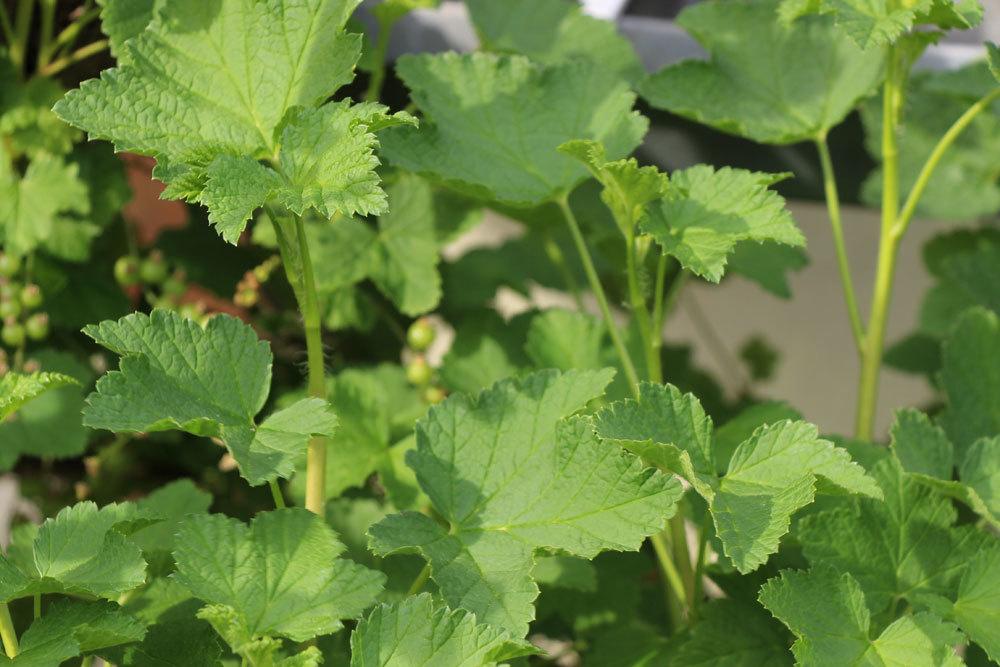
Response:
[0,603,17,658]
[11,0,33,72]
[556,195,641,395]
[294,218,329,514]
[855,47,903,440]
[271,209,328,514]
[815,136,864,351]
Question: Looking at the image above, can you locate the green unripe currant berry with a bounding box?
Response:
[0,299,20,320]
[405,356,433,386]
[178,303,203,321]
[162,272,187,298]
[0,254,20,278]
[20,284,43,310]
[423,386,447,405]
[25,313,49,341]
[139,251,169,284]
[234,287,259,308]
[407,317,436,352]
[1,322,25,348]
[114,256,141,287]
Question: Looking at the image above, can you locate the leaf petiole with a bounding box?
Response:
[556,194,640,395]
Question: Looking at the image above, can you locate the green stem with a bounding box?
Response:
[669,515,694,608]
[650,532,687,628]
[625,236,660,382]
[32,594,39,620]
[815,136,864,352]
[11,0,33,73]
[42,5,99,65]
[271,210,328,514]
[556,194,640,395]
[38,39,109,77]
[856,46,904,440]
[36,0,56,70]
[0,603,17,658]
[406,563,431,597]
[268,480,286,509]
[0,3,15,52]
[363,17,396,102]
[79,657,93,667]
[542,228,585,311]
[690,518,709,621]
[895,86,1000,239]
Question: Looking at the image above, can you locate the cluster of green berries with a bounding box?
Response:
[234,255,281,309]
[114,250,185,301]
[404,318,446,405]
[0,253,50,351]
[114,250,211,324]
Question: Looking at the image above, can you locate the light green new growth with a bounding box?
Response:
[55,0,413,243]
[596,383,880,573]
[82,309,338,486]
[173,508,384,657]
[640,0,884,145]
[641,166,805,282]
[0,502,147,603]
[381,52,647,206]
[759,566,964,667]
[0,372,77,421]
[350,594,534,667]
[368,369,681,636]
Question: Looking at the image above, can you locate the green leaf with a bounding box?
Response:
[439,312,529,395]
[988,43,1000,83]
[368,173,446,316]
[129,479,213,558]
[467,0,643,84]
[0,351,93,470]
[95,0,161,60]
[715,421,880,573]
[890,409,953,479]
[727,242,809,299]
[959,436,1000,520]
[349,594,534,666]
[939,308,1000,458]
[825,0,922,49]
[887,409,999,526]
[0,501,147,602]
[0,66,79,157]
[381,52,647,206]
[640,0,884,145]
[0,600,145,666]
[0,149,89,257]
[83,309,337,486]
[713,401,804,475]
[119,615,222,667]
[559,139,668,237]
[0,372,77,421]
[369,369,681,636]
[797,458,991,613]
[597,384,877,572]
[173,508,384,648]
[524,309,609,372]
[641,166,804,282]
[55,0,411,241]
[759,566,964,667]
[934,546,1000,663]
[595,382,717,496]
[674,599,793,666]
